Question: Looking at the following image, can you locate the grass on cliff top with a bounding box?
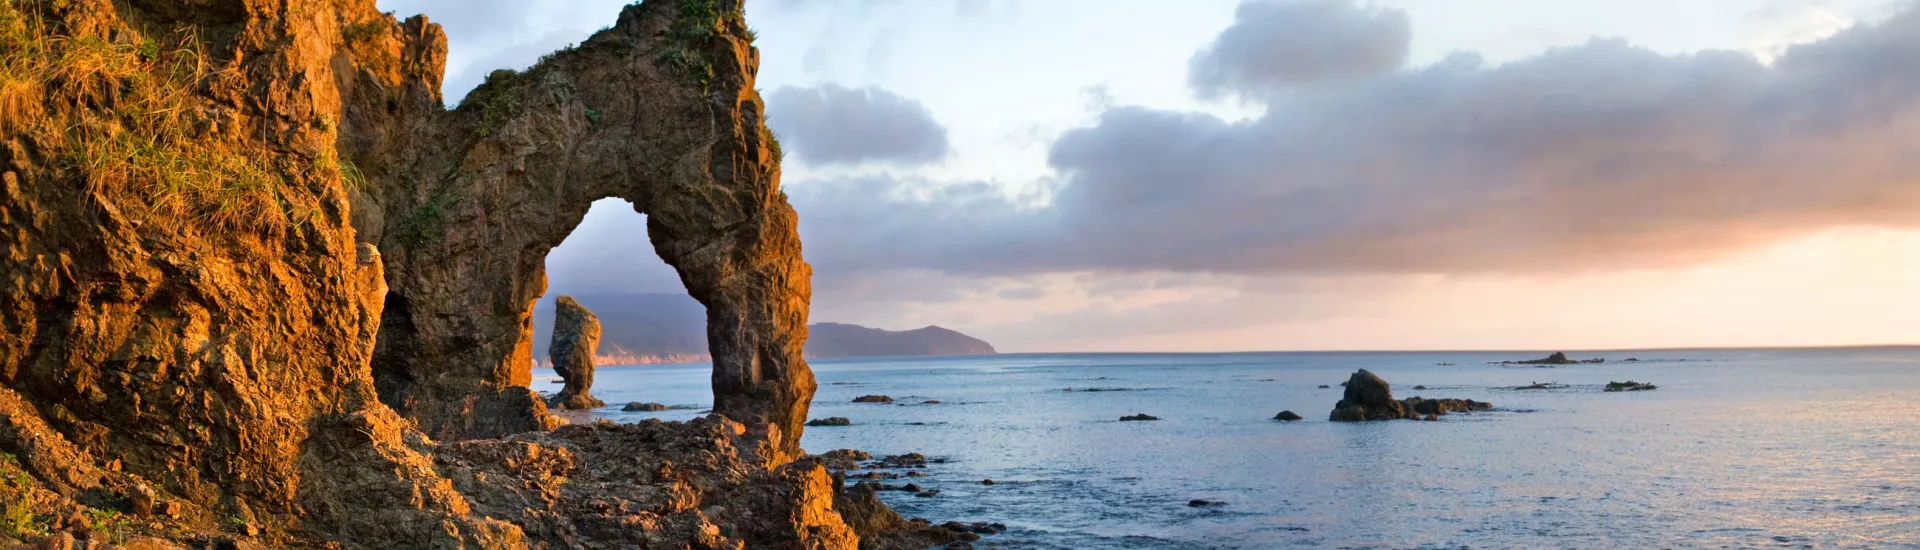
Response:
[0,2,330,235]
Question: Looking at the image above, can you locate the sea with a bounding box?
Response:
[536,347,1920,549]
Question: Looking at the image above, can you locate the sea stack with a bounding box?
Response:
[549,296,606,409]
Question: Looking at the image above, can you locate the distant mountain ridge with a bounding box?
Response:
[531,293,996,366]
[804,322,997,358]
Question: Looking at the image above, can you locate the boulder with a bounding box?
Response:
[806,417,853,427]
[1329,370,1492,421]
[546,296,606,410]
[811,449,872,471]
[622,402,671,412]
[1329,370,1405,421]
[1273,410,1303,421]
[873,453,929,469]
[853,395,894,403]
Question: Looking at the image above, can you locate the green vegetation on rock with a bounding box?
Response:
[0,2,337,235]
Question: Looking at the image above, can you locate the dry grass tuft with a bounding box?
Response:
[0,1,341,235]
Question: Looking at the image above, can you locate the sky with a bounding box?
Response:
[376,0,1920,352]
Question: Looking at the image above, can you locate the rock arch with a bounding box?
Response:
[344,0,815,458]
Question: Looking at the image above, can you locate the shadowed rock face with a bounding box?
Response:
[348,0,817,457]
[547,296,604,409]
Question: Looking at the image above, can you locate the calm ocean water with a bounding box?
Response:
[537,347,1920,549]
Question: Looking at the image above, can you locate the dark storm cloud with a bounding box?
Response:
[1188,0,1412,99]
[790,3,1920,277]
[765,84,951,166]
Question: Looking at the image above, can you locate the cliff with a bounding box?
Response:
[0,0,935,548]
[529,293,997,364]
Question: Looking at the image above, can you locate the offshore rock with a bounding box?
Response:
[1330,370,1406,421]
[1330,370,1492,421]
[546,296,605,410]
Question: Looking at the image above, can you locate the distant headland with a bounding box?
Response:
[532,293,997,365]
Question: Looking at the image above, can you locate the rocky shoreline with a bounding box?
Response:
[0,0,967,547]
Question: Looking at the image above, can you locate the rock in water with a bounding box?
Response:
[1119,414,1160,421]
[1605,381,1658,392]
[1274,410,1303,421]
[547,296,605,410]
[853,395,895,403]
[1330,369,1406,421]
[807,417,853,426]
[1330,370,1492,421]
[622,402,670,412]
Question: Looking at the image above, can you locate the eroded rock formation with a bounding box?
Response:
[0,0,518,546]
[547,296,605,409]
[350,0,816,456]
[0,0,914,547]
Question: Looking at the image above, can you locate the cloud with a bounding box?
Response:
[1188,0,1412,99]
[765,84,951,166]
[788,2,1920,279]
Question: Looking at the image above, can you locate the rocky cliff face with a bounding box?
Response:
[0,0,523,545]
[547,296,604,409]
[0,0,892,548]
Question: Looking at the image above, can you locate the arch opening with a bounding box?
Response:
[530,198,714,416]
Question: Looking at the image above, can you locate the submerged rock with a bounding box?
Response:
[1605,381,1658,392]
[854,395,895,403]
[1329,370,1492,421]
[807,417,853,426]
[836,483,968,548]
[811,449,873,471]
[547,296,606,410]
[872,453,930,469]
[622,402,671,412]
[1187,499,1226,507]
[1273,410,1303,421]
[1119,414,1160,421]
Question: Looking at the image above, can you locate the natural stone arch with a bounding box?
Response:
[344,0,815,458]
